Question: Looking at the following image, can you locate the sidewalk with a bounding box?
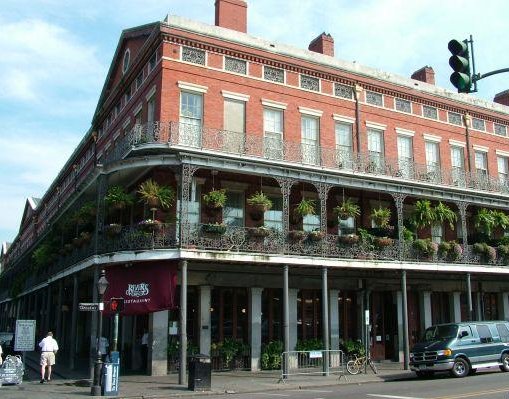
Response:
[15,355,414,399]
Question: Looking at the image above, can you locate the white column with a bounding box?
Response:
[199,286,211,356]
[498,292,509,321]
[357,291,364,342]
[420,291,432,331]
[289,289,298,352]
[396,291,404,363]
[249,287,263,371]
[451,292,462,322]
[329,289,340,350]
[148,310,169,376]
[476,292,483,321]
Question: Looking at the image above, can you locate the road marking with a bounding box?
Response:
[367,395,424,399]
[431,387,509,399]
[252,394,290,397]
[289,389,333,393]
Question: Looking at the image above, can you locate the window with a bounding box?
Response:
[335,84,353,99]
[395,98,411,113]
[423,105,438,120]
[301,116,320,165]
[397,135,413,178]
[136,72,143,89]
[431,224,443,244]
[300,75,319,91]
[223,98,245,153]
[264,108,284,160]
[425,141,440,175]
[225,57,247,74]
[224,191,244,227]
[147,96,155,136]
[302,200,320,232]
[367,128,384,169]
[496,323,509,342]
[264,66,284,83]
[476,324,493,343]
[122,49,130,74]
[338,216,355,236]
[177,178,201,227]
[179,91,203,147]
[448,112,462,126]
[366,91,383,107]
[182,46,205,65]
[498,156,508,186]
[149,52,157,71]
[134,107,142,126]
[472,118,486,131]
[495,123,507,136]
[458,326,472,339]
[475,151,488,177]
[335,122,353,168]
[264,196,282,230]
[451,146,465,186]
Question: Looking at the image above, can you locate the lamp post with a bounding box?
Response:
[91,269,109,396]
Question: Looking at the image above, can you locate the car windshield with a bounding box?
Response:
[423,325,458,342]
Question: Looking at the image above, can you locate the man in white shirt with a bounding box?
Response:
[39,331,59,383]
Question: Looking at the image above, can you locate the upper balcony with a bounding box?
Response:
[104,121,509,197]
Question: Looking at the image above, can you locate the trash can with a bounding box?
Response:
[188,354,211,391]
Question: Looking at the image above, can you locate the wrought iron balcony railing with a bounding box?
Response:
[100,121,509,195]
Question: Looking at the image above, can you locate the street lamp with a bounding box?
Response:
[91,269,109,396]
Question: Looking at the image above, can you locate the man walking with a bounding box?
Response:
[39,331,59,383]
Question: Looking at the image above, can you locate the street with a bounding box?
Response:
[1,368,509,399]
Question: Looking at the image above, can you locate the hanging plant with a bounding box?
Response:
[333,199,360,220]
[308,230,325,241]
[294,198,316,217]
[474,208,497,238]
[247,192,272,212]
[288,230,306,241]
[202,189,227,209]
[138,179,175,209]
[374,236,394,248]
[105,185,134,210]
[433,202,457,230]
[247,226,272,238]
[371,207,391,228]
[412,200,436,229]
[337,234,360,245]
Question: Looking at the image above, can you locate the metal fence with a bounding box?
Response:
[280,350,347,381]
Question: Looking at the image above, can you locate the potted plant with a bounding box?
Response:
[105,185,134,210]
[248,226,272,238]
[374,236,394,248]
[73,202,97,226]
[412,200,436,229]
[247,192,272,212]
[288,230,306,241]
[333,199,360,220]
[338,233,360,245]
[105,223,122,237]
[473,242,497,263]
[202,222,227,235]
[138,218,162,232]
[412,238,438,259]
[294,198,315,218]
[308,229,325,241]
[438,241,463,262]
[434,202,457,230]
[138,179,175,209]
[498,244,509,265]
[371,207,391,228]
[202,189,227,209]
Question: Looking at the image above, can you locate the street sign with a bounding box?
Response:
[79,303,100,311]
[14,320,36,352]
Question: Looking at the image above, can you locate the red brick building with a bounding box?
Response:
[2,0,509,378]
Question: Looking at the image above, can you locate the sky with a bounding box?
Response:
[1,0,509,245]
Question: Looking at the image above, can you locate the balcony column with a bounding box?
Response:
[456,201,469,259]
[199,285,212,356]
[321,267,329,376]
[466,273,473,321]
[45,284,51,333]
[178,259,188,385]
[451,292,462,322]
[56,279,63,341]
[69,273,79,370]
[282,264,289,379]
[419,291,432,331]
[275,177,296,241]
[498,292,509,320]
[89,266,99,380]
[329,289,340,351]
[401,271,410,370]
[289,288,298,352]
[179,164,199,247]
[94,172,108,254]
[391,193,407,260]
[249,287,263,371]
[312,182,333,235]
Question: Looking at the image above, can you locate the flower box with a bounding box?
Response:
[202,223,227,235]
[338,234,360,245]
[288,230,306,241]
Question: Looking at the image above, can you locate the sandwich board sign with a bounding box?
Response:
[14,320,36,352]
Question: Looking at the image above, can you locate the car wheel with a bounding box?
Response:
[450,358,469,378]
[499,353,509,372]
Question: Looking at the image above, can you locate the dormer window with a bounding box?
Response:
[122,49,130,74]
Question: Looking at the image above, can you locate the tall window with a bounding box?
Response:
[302,198,320,232]
[223,98,245,153]
[498,156,508,187]
[179,91,203,147]
[147,96,155,136]
[224,191,244,227]
[397,135,413,178]
[425,141,440,178]
[301,116,319,165]
[431,224,443,244]
[264,196,283,230]
[450,146,465,186]
[335,122,353,168]
[264,108,284,160]
[475,151,488,177]
[367,128,384,170]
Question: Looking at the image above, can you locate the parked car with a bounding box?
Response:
[410,321,509,378]
[0,332,15,357]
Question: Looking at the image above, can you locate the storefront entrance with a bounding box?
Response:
[370,291,396,360]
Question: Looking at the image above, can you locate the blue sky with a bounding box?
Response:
[1,0,509,244]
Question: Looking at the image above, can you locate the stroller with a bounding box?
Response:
[0,355,24,386]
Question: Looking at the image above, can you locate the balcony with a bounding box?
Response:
[104,122,509,196]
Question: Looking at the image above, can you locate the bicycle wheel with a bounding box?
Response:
[369,359,378,374]
[347,359,361,375]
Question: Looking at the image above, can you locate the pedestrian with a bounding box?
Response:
[141,329,148,371]
[0,340,3,365]
[39,331,59,383]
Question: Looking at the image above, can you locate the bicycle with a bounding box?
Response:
[346,354,378,375]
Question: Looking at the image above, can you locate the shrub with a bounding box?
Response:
[295,338,323,351]
[261,341,283,370]
[413,238,438,257]
[342,339,365,357]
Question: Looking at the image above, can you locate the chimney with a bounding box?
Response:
[494,90,509,106]
[411,66,435,85]
[308,33,334,57]
[215,0,247,33]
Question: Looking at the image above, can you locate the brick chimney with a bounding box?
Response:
[308,32,334,57]
[215,0,247,33]
[411,66,435,85]
[494,90,509,106]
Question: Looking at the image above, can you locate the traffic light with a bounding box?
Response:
[448,39,472,93]
[109,297,124,313]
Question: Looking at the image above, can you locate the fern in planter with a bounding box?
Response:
[203,189,227,209]
[247,192,272,212]
[294,198,316,218]
[105,185,134,210]
[371,207,391,228]
[412,200,436,229]
[434,201,457,230]
[333,199,360,220]
[138,179,175,209]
